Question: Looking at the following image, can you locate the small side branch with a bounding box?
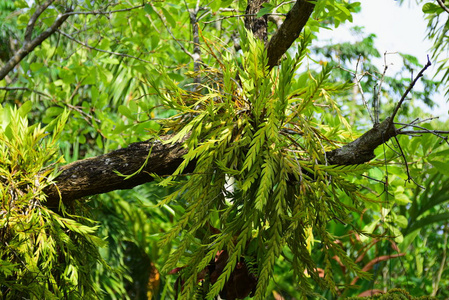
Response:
[0,7,71,81]
[393,136,424,189]
[390,56,432,123]
[149,3,195,60]
[0,3,149,81]
[0,86,51,98]
[57,30,153,64]
[62,4,146,16]
[436,0,449,14]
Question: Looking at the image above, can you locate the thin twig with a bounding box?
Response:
[0,86,51,98]
[390,56,432,123]
[149,3,195,60]
[62,4,146,16]
[395,117,439,130]
[436,0,449,14]
[57,30,153,64]
[335,64,375,124]
[361,174,386,184]
[393,136,425,189]
[399,130,449,134]
[398,122,449,145]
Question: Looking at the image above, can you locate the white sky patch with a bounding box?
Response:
[317,0,449,119]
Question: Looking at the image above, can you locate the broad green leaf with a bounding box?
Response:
[144,4,155,15]
[161,7,176,28]
[118,105,136,120]
[256,3,274,17]
[422,2,443,14]
[394,192,411,205]
[429,160,449,176]
[18,101,32,117]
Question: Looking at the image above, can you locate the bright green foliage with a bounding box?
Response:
[0,0,448,298]
[418,1,449,95]
[0,105,106,299]
[154,32,373,299]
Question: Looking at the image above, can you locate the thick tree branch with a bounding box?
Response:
[245,0,269,41]
[43,139,192,208]
[45,118,400,206]
[266,0,315,69]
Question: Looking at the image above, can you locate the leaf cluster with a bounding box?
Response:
[0,104,105,299]
[154,30,374,299]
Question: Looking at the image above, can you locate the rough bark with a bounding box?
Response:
[327,117,398,165]
[266,0,315,69]
[43,139,193,208]
[245,0,269,41]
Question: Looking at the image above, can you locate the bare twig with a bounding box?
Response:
[393,136,424,189]
[395,117,439,130]
[399,129,449,134]
[335,63,375,124]
[390,56,432,123]
[436,0,449,14]
[149,3,195,60]
[397,122,449,144]
[57,30,153,64]
[0,86,51,98]
[0,2,150,81]
[361,174,386,184]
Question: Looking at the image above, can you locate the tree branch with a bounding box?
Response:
[43,138,193,208]
[0,86,51,98]
[436,0,449,14]
[62,4,146,16]
[245,0,269,41]
[390,56,432,123]
[0,8,71,81]
[24,0,56,42]
[326,117,398,165]
[44,117,401,206]
[266,0,315,69]
[57,30,153,64]
[0,3,149,82]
